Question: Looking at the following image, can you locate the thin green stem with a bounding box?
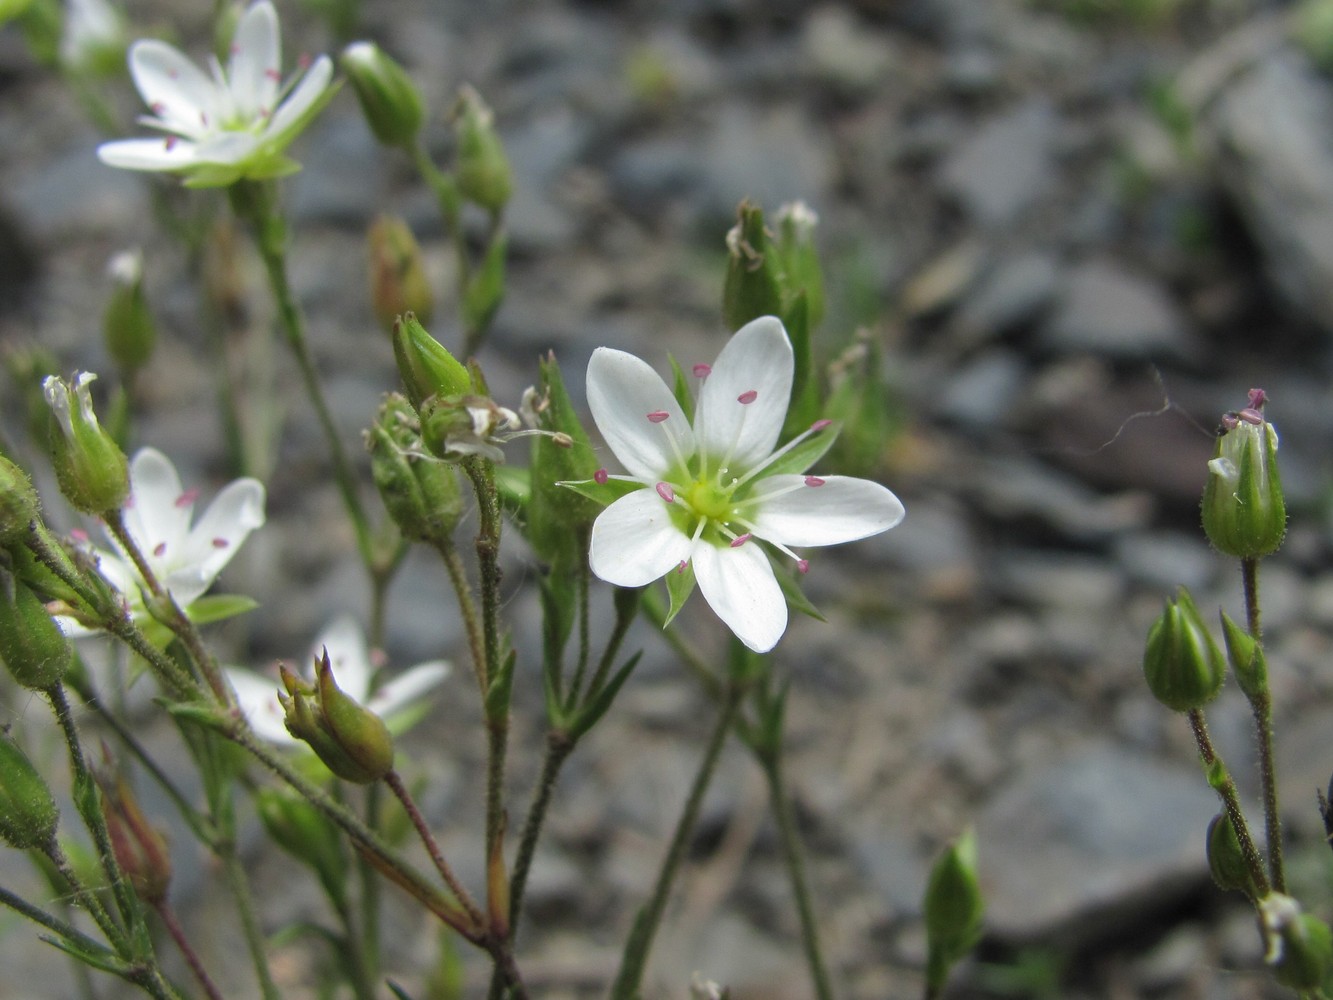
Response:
[759,749,835,1000]
[1241,556,1285,893]
[0,883,119,967]
[356,783,383,998]
[219,843,280,1000]
[43,839,127,955]
[229,181,376,572]
[508,730,575,927]
[566,549,593,704]
[610,683,744,999]
[1187,708,1269,897]
[434,538,486,696]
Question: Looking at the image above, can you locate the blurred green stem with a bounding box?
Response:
[1241,556,1285,893]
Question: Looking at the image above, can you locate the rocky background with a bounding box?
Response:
[5,0,1333,997]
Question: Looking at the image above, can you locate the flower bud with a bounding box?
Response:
[1261,893,1333,990]
[368,215,434,335]
[255,787,348,908]
[341,41,424,149]
[452,85,512,214]
[367,394,463,546]
[0,453,40,544]
[774,201,825,330]
[0,732,58,850]
[279,652,395,784]
[462,229,507,337]
[526,355,600,562]
[1143,586,1225,712]
[98,771,171,905]
[392,313,470,412]
[43,372,129,514]
[102,250,156,373]
[1206,812,1257,898]
[1202,389,1285,559]
[0,572,71,690]
[923,828,984,994]
[722,200,782,332]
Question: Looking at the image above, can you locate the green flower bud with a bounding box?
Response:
[0,572,71,690]
[1201,389,1285,559]
[341,41,424,149]
[97,770,171,905]
[1261,894,1333,990]
[1143,586,1225,712]
[774,201,825,330]
[1219,610,1267,701]
[1206,812,1257,897]
[42,372,129,514]
[368,215,434,335]
[524,354,600,563]
[452,85,512,214]
[279,652,394,784]
[102,250,156,373]
[923,828,985,994]
[367,394,464,546]
[0,453,40,544]
[722,200,782,332]
[0,733,58,850]
[392,313,470,412]
[255,787,348,908]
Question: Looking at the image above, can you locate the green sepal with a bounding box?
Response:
[182,593,259,627]
[760,421,839,478]
[255,787,349,911]
[539,575,576,703]
[494,463,531,511]
[559,476,643,509]
[1219,610,1267,701]
[41,932,133,977]
[569,651,641,740]
[780,291,821,437]
[462,229,508,337]
[663,561,695,627]
[668,355,695,422]
[774,567,825,622]
[923,828,985,993]
[722,200,782,331]
[0,733,58,849]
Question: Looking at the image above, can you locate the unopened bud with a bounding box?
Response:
[1206,812,1257,897]
[392,313,470,412]
[0,732,58,850]
[0,454,40,544]
[279,652,394,784]
[0,573,70,690]
[774,200,825,330]
[1261,893,1333,990]
[341,41,424,149]
[1143,587,1225,712]
[98,770,171,905]
[453,85,512,214]
[102,250,156,373]
[1202,390,1285,559]
[722,200,782,332]
[368,215,434,335]
[1219,610,1267,701]
[923,828,984,994]
[43,372,129,514]
[367,394,463,545]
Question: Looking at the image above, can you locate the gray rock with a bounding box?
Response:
[934,349,1027,429]
[955,251,1061,341]
[941,100,1058,227]
[1208,49,1333,333]
[501,107,591,250]
[803,6,899,98]
[979,741,1218,938]
[287,113,387,227]
[1113,531,1218,592]
[1040,258,1192,359]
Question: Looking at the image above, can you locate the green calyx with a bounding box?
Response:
[1201,407,1285,559]
[279,654,395,784]
[1143,586,1225,712]
[0,571,71,691]
[0,733,58,850]
[44,373,129,515]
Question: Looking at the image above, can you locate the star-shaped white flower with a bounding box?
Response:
[582,315,905,653]
[71,447,265,628]
[96,0,334,186]
[226,616,450,745]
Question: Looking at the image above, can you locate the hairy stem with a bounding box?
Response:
[1241,556,1285,893]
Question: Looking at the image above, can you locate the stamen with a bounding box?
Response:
[656,482,675,503]
[150,101,167,115]
[175,488,200,509]
[804,476,825,487]
[165,136,178,151]
[647,411,670,423]
[677,560,687,573]
[1248,388,1268,410]
[265,68,282,81]
[737,390,757,404]
[693,364,711,378]
[798,559,810,574]
[70,528,89,543]
[1238,408,1263,425]
[730,533,752,548]
[212,538,230,549]
[153,542,167,557]
[594,468,609,484]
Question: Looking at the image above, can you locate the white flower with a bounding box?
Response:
[60,0,125,74]
[226,616,449,744]
[71,447,265,628]
[582,316,905,653]
[96,0,334,186]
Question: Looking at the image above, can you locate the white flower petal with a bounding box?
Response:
[589,489,693,587]
[369,661,450,718]
[692,540,787,653]
[226,667,296,744]
[264,55,333,140]
[97,137,200,171]
[695,316,792,474]
[128,39,218,138]
[227,0,281,120]
[586,347,694,481]
[170,475,265,599]
[313,615,372,700]
[124,448,192,563]
[747,475,905,547]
